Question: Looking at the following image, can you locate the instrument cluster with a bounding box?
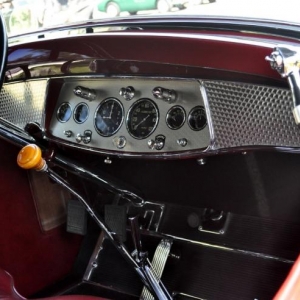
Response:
[49,78,210,155]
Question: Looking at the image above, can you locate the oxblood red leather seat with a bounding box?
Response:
[0,269,108,300]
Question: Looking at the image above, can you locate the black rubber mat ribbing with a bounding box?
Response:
[85,235,291,300]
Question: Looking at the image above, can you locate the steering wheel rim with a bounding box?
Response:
[0,13,7,91]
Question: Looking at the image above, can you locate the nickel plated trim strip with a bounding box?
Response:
[142,230,294,265]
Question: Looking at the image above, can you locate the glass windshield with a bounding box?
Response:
[0,0,299,36]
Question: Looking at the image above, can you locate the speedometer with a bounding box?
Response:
[126,99,159,139]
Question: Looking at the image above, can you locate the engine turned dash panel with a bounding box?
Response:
[48,78,210,154]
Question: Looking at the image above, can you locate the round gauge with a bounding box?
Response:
[166,106,186,130]
[127,98,159,139]
[74,103,89,124]
[94,98,124,137]
[57,103,72,123]
[188,106,207,131]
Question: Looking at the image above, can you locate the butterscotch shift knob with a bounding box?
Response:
[17,144,46,171]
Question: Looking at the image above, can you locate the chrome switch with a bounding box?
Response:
[119,86,135,101]
[152,87,177,103]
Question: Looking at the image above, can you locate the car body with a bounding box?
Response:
[97,0,189,16]
[1,2,300,300]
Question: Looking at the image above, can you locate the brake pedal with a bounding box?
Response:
[67,199,87,235]
[105,204,127,242]
[140,239,173,300]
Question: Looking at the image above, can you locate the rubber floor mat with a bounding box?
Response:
[88,235,292,300]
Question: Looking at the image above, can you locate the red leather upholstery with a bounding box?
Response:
[0,269,108,300]
[0,269,25,300]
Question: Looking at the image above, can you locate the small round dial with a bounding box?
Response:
[127,99,159,139]
[74,103,89,124]
[188,106,207,131]
[166,106,186,130]
[57,103,72,123]
[94,98,124,137]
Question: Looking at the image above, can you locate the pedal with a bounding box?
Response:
[67,199,87,235]
[140,239,173,300]
[105,205,127,242]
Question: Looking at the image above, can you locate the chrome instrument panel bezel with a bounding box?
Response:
[73,102,89,124]
[48,77,211,154]
[94,97,125,137]
[126,98,159,140]
[166,105,186,130]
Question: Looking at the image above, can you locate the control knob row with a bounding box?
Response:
[64,130,92,144]
[74,85,177,103]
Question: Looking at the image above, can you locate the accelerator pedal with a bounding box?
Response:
[140,239,173,300]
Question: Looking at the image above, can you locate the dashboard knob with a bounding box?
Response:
[112,136,127,149]
[119,86,135,101]
[148,135,165,150]
[177,138,187,147]
[74,86,96,101]
[64,130,73,137]
[152,87,177,103]
[76,130,92,144]
[17,144,47,171]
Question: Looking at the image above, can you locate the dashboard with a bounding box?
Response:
[48,78,210,154]
[2,27,300,159]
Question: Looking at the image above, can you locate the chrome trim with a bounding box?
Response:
[143,230,294,265]
[49,77,210,155]
[83,232,106,281]
[199,81,215,151]
[9,31,276,50]
[172,292,206,300]
[0,13,7,91]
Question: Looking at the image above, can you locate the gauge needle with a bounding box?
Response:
[134,115,150,130]
[109,102,115,119]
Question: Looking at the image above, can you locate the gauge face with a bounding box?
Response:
[127,98,159,139]
[74,103,89,124]
[188,106,207,131]
[57,103,72,123]
[94,98,124,137]
[166,106,186,130]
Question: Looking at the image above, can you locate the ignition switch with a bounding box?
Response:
[148,135,166,150]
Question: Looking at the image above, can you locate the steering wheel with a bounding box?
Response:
[0,13,7,91]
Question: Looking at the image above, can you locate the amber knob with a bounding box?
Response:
[17,144,46,171]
